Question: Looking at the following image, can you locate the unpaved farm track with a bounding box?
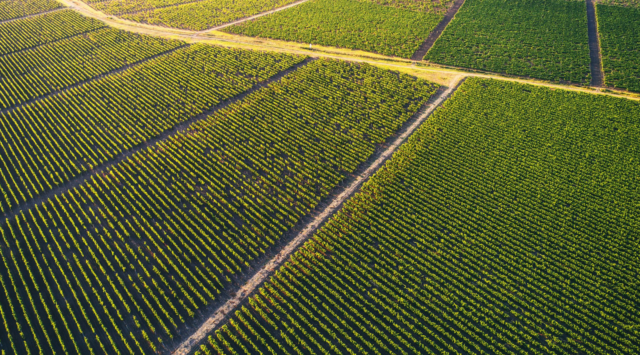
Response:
[54,0,640,101]
[171,75,465,355]
[411,0,466,61]
[0,55,315,229]
[586,0,604,87]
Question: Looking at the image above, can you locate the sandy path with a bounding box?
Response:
[171,75,464,355]
[54,0,640,101]
[586,0,605,87]
[411,0,466,61]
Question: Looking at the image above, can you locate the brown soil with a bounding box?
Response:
[411,0,465,61]
[586,0,605,87]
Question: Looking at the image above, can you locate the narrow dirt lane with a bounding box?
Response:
[171,75,465,355]
[55,0,640,101]
[411,0,465,61]
[586,0,604,87]
[0,53,312,230]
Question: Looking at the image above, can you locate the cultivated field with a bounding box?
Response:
[0,0,62,21]
[223,0,445,58]
[426,0,591,84]
[86,0,301,30]
[1,0,639,354]
[193,78,640,354]
[597,4,640,92]
[0,14,439,349]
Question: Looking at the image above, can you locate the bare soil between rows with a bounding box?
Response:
[411,0,466,61]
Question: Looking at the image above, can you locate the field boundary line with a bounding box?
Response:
[411,0,465,61]
[200,0,312,33]
[170,74,465,355]
[586,0,605,87]
[0,57,314,228]
[0,7,65,25]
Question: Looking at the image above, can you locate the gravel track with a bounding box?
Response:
[171,75,465,355]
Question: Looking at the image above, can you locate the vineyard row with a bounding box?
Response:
[0,59,438,354]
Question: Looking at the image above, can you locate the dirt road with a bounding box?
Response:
[170,75,464,355]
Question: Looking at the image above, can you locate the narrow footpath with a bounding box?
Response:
[411,0,466,61]
[586,0,604,87]
[171,75,465,355]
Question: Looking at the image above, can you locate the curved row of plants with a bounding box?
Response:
[0,27,183,110]
[195,78,640,355]
[0,44,305,214]
[0,59,438,354]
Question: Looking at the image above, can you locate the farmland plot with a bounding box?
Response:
[0,59,438,354]
[426,0,591,84]
[0,10,105,55]
[223,0,444,58]
[195,78,640,355]
[0,44,305,214]
[0,28,183,110]
[0,0,62,21]
[119,0,301,31]
[597,4,640,92]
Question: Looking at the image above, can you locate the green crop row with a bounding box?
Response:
[426,0,591,84]
[122,0,300,31]
[597,4,640,92]
[224,0,442,58]
[0,27,183,110]
[195,78,640,355]
[0,44,305,214]
[0,59,437,354]
[0,0,63,21]
[0,10,105,56]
